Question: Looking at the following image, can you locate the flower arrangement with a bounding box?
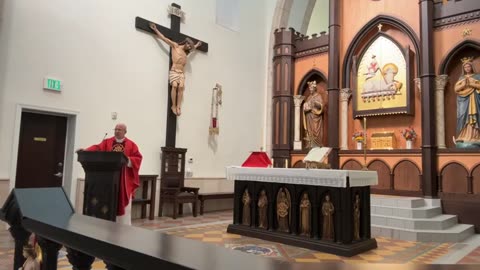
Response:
[352,131,365,142]
[400,127,417,141]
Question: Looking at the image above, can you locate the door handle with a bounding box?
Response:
[54,172,63,178]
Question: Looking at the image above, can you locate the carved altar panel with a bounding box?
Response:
[370,132,396,150]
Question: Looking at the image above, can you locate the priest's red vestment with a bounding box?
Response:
[86,137,142,216]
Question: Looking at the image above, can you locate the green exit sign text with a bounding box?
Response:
[43,78,62,91]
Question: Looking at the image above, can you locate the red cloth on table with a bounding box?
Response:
[241,152,271,168]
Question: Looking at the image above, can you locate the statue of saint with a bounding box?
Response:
[353,194,361,241]
[454,58,480,144]
[299,193,311,236]
[303,81,325,148]
[242,189,251,226]
[321,194,335,241]
[19,244,40,270]
[276,188,290,233]
[257,190,268,229]
[150,23,202,116]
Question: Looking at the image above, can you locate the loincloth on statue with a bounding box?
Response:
[169,70,185,87]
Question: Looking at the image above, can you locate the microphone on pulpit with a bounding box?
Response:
[102,132,108,141]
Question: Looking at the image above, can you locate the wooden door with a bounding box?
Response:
[15,112,67,188]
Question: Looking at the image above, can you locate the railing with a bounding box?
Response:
[0,187,477,270]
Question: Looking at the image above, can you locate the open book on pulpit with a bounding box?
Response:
[303,147,332,169]
[241,151,272,167]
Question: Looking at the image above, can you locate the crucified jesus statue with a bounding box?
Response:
[150,23,202,116]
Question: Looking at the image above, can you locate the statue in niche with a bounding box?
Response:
[242,189,251,226]
[257,190,268,229]
[276,188,291,233]
[321,194,335,241]
[353,194,361,241]
[299,193,311,236]
[454,57,480,146]
[303,81,325,148]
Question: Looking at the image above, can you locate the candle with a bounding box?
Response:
[271,158,274,167]
[362,117,368,170]
[363,117,366,139]
[285,159,288,168]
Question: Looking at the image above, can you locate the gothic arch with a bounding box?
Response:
[439,39,480,74]
[392,159,422,191]
[341,159,363,170]
[440,162,469,194]
[470,162,480,194]
[367,159,392,190]
[341,15,420,88]
[297,69,328,95]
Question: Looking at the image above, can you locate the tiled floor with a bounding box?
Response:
[0,210,479,269]
[164,222,454,264]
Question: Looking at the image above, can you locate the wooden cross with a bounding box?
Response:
[135,3,209,147]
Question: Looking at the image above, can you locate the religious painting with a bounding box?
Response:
[353,35,412,117]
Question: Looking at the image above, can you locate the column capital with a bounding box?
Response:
[340,88,352,102]
[414,78,422,94]
[293,95,305,107]
[435,74,449,91]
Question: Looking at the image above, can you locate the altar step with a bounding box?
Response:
[370,195,475,242]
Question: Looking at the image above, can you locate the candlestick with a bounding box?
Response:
[362,117,368,171]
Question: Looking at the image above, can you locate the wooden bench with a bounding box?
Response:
[198,192,234,215]
[132,174,158,220]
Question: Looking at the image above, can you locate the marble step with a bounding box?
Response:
[371,196,426,208]
[371,214,458,230]
[371,204,442,219]
[372,223,475,242]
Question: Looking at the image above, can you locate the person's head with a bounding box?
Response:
[179,38,195,54]
[463,63,473,74]
[308,81,317,93]
[303,193,308,199]
[382,63,398,83]
[325,194,330,201]
[114,123,127,140]
[22,244,36,259]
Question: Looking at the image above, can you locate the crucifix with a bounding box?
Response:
[135,3,208,147]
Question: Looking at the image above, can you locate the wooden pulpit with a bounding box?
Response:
[77,151,127,221]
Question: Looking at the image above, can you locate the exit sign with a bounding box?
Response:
[43,77,62,91]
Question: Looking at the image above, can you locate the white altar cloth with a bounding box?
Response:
[226,166,377,188]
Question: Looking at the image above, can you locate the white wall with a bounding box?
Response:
[306,0,329,36]
[288,0,310,32]
[0,0,274,201]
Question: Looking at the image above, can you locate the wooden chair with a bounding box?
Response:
[132,174,158,220]
[158,147,199,219]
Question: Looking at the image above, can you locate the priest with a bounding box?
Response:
[78,123,142,225]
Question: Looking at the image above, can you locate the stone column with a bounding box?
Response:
[419,0,438,197]
[436,75,448,149]
[340,88,352,150]
[293,95,305,150]
[327,0,341,168]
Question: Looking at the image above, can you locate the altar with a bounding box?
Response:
[226,166,378,257]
